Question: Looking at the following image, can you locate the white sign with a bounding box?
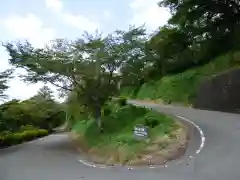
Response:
[134,125,148,139]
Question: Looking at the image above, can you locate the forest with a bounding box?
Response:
[1,0,240,152]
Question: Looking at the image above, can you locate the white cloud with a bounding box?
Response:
[45,0,100,33]
[45,0,63,12]
[63,13,100,33]
[129,0,171,30]
[0,14,57,102]
[0,47,10,71]
[7,77,44,100]
[1,13,55,47]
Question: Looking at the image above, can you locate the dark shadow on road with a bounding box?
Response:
[40,134,78,154]
[0,146,22,156]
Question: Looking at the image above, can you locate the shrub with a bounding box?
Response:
[27,130,38,139]
[118,97,127,106]
[0,129,49,148]
[1,135,10,146]
[103,106,112,116]
[11,133,24,144]
[37,129,49,137]
[0,131,11,136]
[2,133,22,146]
[144,117,159,128]
[0,135,6,147]
[20,130,38,141]
[20,131,32,141]
[0,136,3,143]
[19,125,36,132]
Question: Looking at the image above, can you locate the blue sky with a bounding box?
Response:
[0,0,171,101]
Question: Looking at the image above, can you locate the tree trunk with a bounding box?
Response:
[94,105,103,133]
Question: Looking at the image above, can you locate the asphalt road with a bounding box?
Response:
[1,101,240,180]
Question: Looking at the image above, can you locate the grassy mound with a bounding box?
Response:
[70,102,189,166]
[121,51,240,105]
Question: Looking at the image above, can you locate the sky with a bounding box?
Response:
[0,0,171,102]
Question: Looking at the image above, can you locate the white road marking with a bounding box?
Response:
[78,160,97,168]
[176,115,206,155]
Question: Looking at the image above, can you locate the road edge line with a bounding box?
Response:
[176,115,206,155]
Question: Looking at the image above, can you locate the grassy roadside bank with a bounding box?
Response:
[121,51,240,106]
[69,101,190,166]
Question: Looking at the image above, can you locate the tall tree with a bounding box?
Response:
[159,0,240,53]
[148,26,193,75]
[117,25,153,87]
[0,96,64,132]
[3,27,147,131]
[0,69,13,101]
[37,85,54,101]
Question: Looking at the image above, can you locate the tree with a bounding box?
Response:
[0,69,13,101]
[0,99,21,132]
[115,25,154,87]
[37,85,54,101]
[0,95,64,133]
[5,26,178,131]
[148,26,193,75]
[3,27,147,131]
[160,0,240,34]
[159,0,240,56]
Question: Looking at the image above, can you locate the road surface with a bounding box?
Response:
[1,101,240,180]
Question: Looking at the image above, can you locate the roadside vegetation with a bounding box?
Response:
[0,85,65,148]
[0,0,239,164]
[122,52,240,106]
[70,99,189,165]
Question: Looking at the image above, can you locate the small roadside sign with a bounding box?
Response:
[133,124,149,139]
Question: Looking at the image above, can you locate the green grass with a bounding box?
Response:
[71,103,178,164]
[120,86,138,98]
[121,51,240,105]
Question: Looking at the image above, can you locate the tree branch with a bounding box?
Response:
[48,80,73,91]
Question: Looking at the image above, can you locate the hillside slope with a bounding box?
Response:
[122,52,240,107]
